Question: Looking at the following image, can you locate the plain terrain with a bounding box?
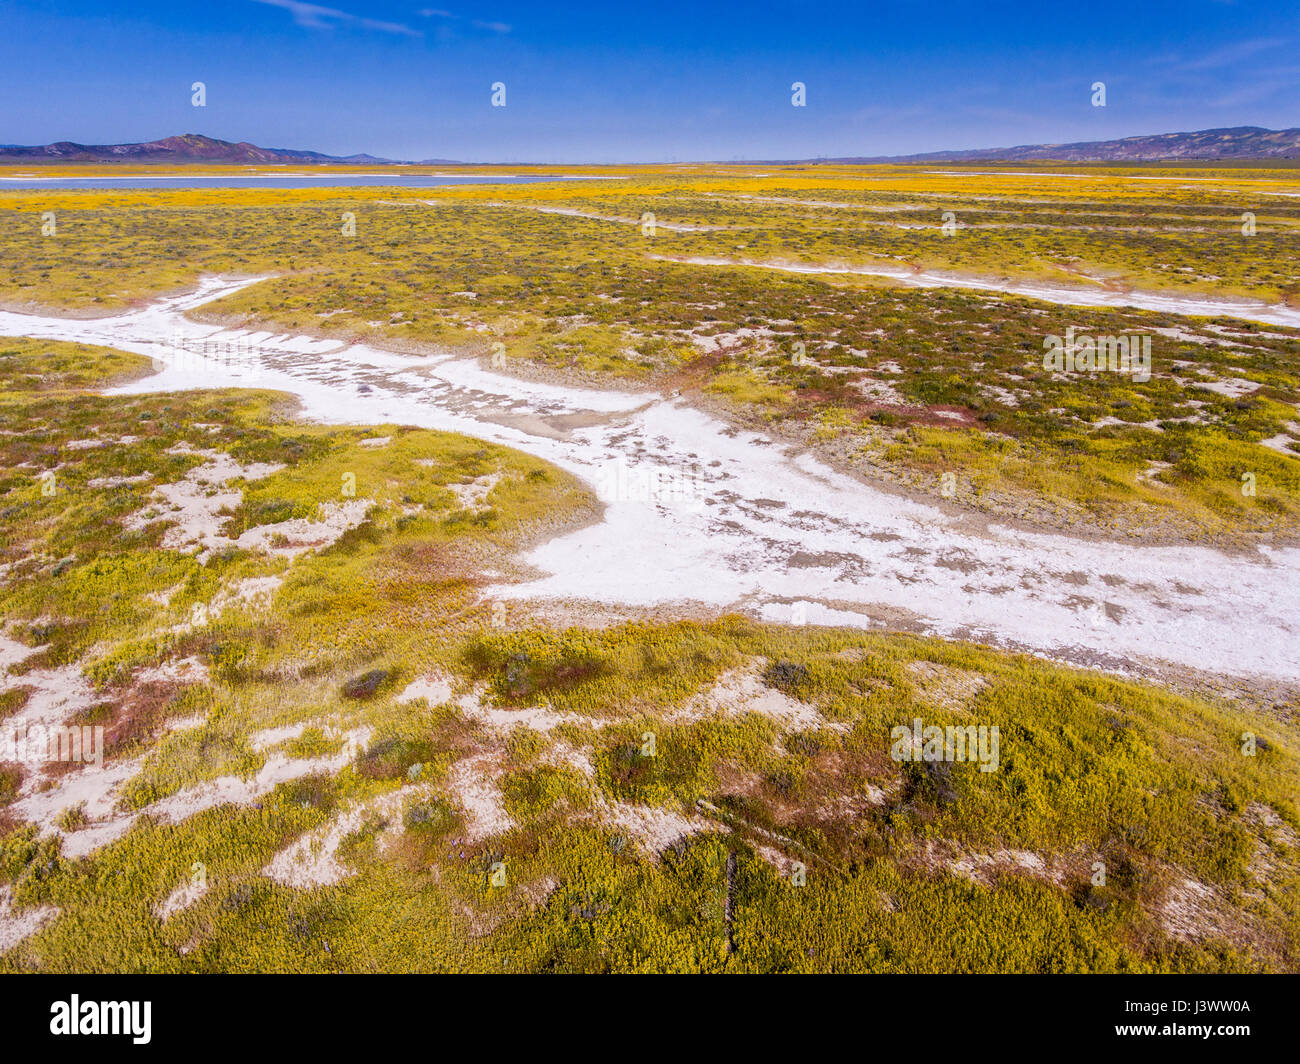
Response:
[0,164,1297,972]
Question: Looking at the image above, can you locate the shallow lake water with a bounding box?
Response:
[0,173,601,190]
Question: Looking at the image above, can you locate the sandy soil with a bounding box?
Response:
[653,254,1300,329]
[444,752,516,842]
[673,661,833,732]
[263,784,420,889]
[0,885,59,953]
[123,443,283,557]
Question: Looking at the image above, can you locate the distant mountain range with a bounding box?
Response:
[837,126,1300,164]
[0,134,461,166]
[4,126,1300,167]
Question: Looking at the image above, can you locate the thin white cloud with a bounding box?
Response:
[1176,37,1291,72]
[1210,77,1294,109]
[419,8,511,33]
[252,0,423,37]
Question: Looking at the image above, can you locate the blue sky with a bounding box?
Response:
[1,0,1297,162]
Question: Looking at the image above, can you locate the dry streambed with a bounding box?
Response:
[0,277,1297,682]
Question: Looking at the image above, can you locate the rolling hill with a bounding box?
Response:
[836,126,1300,164]
[0,134,462,165]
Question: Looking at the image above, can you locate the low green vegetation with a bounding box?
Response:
[0,337,1295,973]
[2,167,1297,542]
